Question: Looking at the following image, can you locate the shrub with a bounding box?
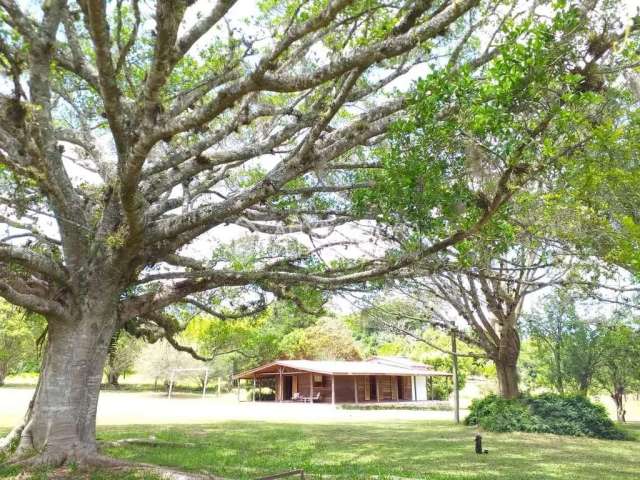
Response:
[340,402,452,411]
[465,393,626,440]
[465,395,534,433]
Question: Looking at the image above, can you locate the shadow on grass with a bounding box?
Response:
[89,420,640,480]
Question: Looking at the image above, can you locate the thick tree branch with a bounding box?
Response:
[0,245,67,285]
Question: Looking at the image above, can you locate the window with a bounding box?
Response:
[313,374,324,387]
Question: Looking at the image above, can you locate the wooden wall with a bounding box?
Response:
[398,376,413,400]
[333,376,356,403]
[273,373,417,403]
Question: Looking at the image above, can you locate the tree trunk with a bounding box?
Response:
[552,348,564,395]
[612,387,626,423]
[0,364,6,387]
[495,326,521,399]
[495,360,520,399]
[12,298,118,466]
[107,371,120,388]
[577,375,590,396]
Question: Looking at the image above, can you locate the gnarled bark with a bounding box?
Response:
[494,326,521,399]
[11,296,118,467]
[495,361,520,400]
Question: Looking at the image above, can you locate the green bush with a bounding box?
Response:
[340,402,452,411]
[465,393,626,440]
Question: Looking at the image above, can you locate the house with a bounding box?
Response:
[232,356,452,404]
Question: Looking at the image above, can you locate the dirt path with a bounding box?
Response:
[0,387,461,428]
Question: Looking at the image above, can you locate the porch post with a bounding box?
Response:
[279,367,283,402]
[375,376,380,403]
[331,375,336,405]
[310,373,314,404]
[253,376,256,402]
[354,376,358,404]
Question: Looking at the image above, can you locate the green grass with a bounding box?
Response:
[2,421,639,479]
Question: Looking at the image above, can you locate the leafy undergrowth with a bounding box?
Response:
[465,394,626,439]
[1,421,639,479]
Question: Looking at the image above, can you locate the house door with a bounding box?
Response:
[397,377,404,400]
[284,376,293,400]
[369,376,377,401]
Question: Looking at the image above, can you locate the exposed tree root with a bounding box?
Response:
[5,451,224,480]
[99,436,196,448]
[11,420,35,461]
[0,423,24,454]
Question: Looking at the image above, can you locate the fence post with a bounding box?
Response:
[203,368,209,399]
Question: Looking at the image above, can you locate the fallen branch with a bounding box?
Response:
[90,455,225,480]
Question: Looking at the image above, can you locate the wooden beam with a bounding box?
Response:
[354,376,358,404]
[331,375,336,405]
[310,373,314,404]
[392,376,398,401]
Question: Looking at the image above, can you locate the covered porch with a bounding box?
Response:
[232,359,452,404]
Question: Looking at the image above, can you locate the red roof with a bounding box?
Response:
[233,357,452,379]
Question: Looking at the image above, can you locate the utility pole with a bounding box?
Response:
[451,329,460,424]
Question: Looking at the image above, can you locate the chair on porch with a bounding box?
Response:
[291,392,304,402]
[304,392,321,403]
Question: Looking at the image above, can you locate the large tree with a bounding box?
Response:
[0,0,636,471]
[351,1,639,399]
[359,245,559,399]
[595,318,640,422]
[0,0,533,468]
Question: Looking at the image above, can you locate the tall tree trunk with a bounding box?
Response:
[12,296,118,466]
[495,360,520,399]
[495,326,521,399]
[552,348,564,395]
[612,386,626,423]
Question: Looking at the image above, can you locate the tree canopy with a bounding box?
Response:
[0,0,639,471]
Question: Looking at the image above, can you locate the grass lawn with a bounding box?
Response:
[1,421,639,479]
